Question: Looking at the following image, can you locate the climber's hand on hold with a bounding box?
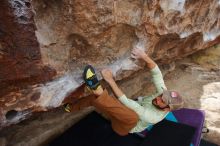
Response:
[101,69,114,84]
[131,47,148,60]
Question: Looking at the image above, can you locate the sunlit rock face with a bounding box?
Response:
[0,0,220,127]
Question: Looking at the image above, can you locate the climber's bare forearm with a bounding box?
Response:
[101,69,124,98]
[142,54,157,70]
[107,79,124,98]
[131,48,157,70]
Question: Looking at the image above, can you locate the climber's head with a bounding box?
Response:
[152,90,184,111]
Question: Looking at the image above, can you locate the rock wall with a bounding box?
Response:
[0,0,220,127]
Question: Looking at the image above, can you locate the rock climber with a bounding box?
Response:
[63,47,184,136]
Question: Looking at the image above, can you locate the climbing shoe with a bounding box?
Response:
[63,103,72,112]
[83,65,101,91]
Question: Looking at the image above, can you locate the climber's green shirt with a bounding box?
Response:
[119,65,169,133]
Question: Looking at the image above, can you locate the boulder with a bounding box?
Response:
[0,0,220,127]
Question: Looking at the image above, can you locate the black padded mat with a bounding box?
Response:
[49,112,195,146]
[140,120,195,146]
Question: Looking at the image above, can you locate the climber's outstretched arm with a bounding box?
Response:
[131,48,166,94]
[131,48,157,70]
